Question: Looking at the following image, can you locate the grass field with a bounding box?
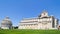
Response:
[0,29,60,34]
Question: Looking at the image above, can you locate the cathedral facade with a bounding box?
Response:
[18,10,59,29]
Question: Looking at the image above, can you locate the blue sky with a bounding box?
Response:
[0,0,60,26]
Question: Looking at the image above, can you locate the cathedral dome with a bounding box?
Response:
[38,9,48,18]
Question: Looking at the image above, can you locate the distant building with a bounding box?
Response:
[18,10,59,29]
[1,16,12,29]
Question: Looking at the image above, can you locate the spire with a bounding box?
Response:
[42,9,48,13]
[5,16,10,19]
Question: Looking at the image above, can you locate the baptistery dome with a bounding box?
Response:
[1,16,12,29]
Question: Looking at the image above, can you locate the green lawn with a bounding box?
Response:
[0,29,60,34]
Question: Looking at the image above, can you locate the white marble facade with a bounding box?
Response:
[18,10,58,29]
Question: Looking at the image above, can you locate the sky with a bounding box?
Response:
[0,0,60,26]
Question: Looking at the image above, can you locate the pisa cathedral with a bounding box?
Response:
[18,10,59,29]
[0,10,59,29]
